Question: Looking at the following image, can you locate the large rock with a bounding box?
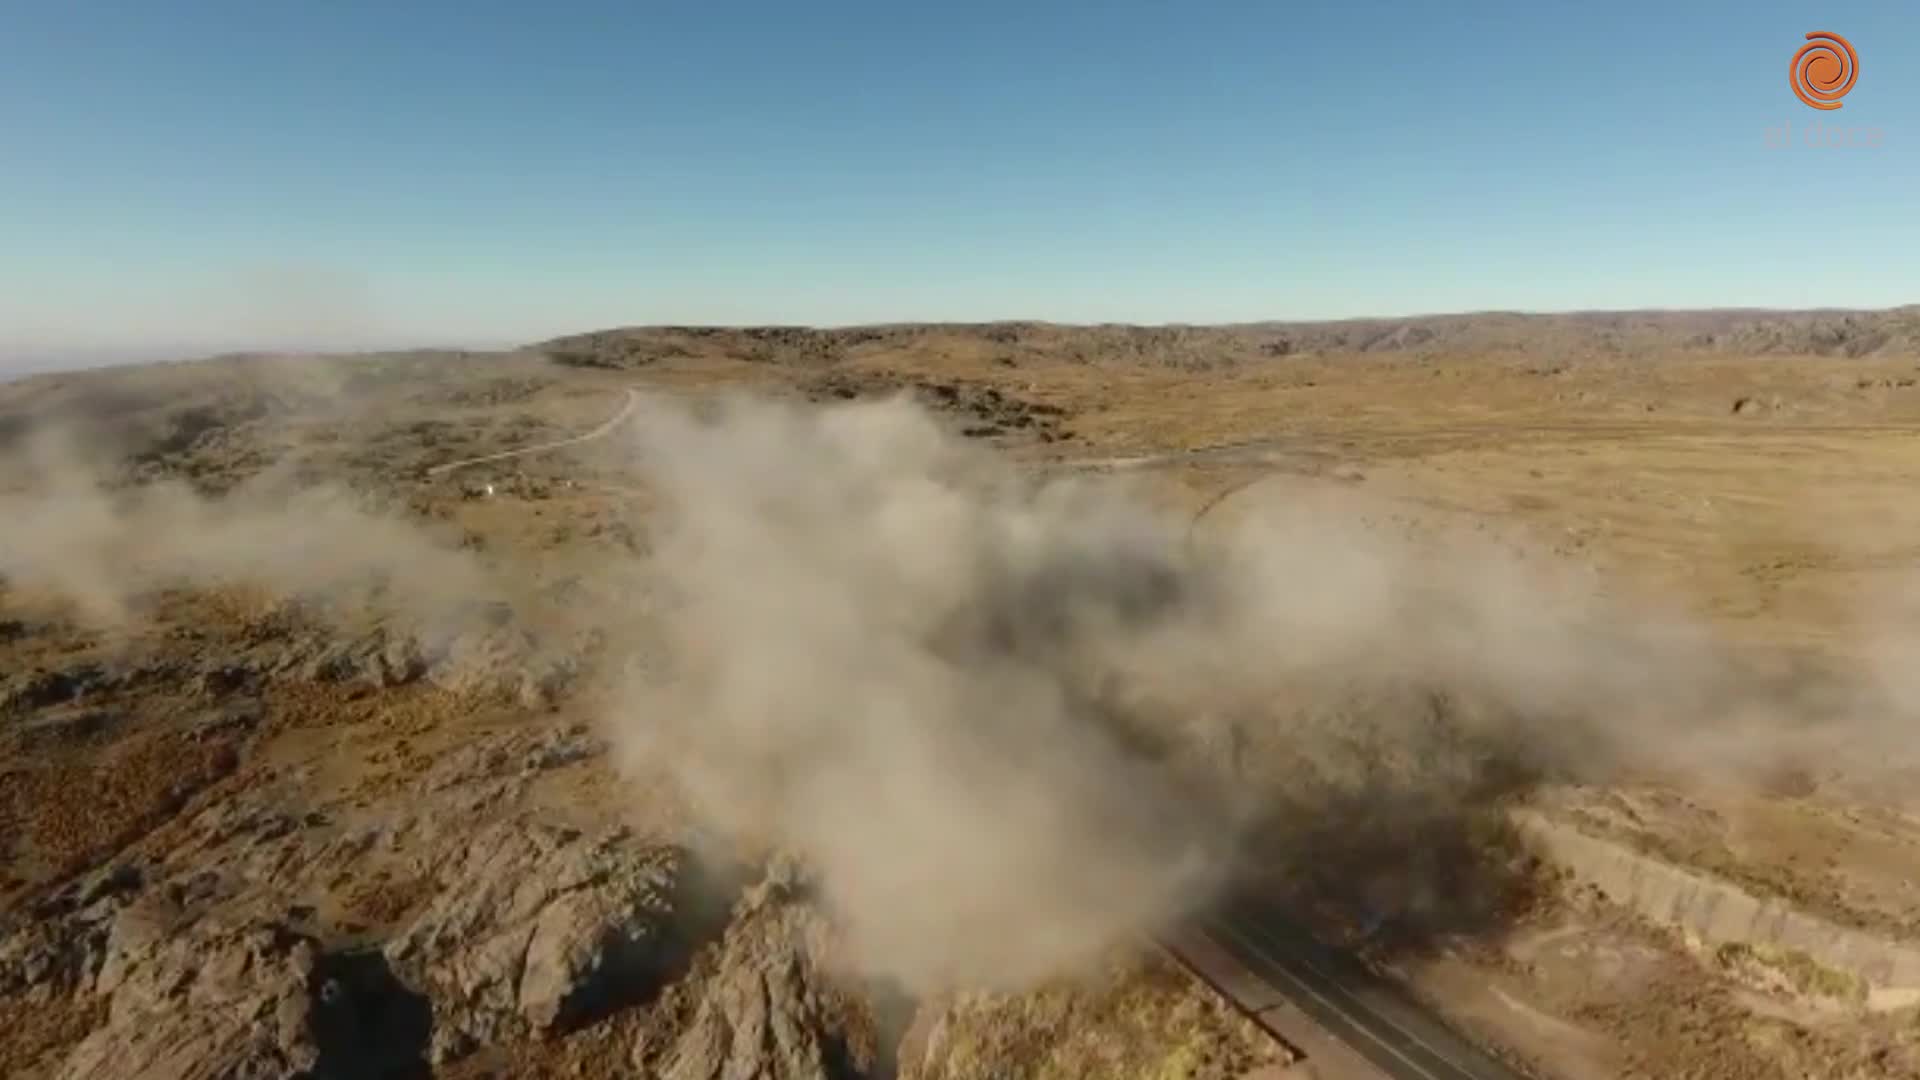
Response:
[57,895,323,1080]
[639,871,874,1080]
[284,630,427,689]
[0,864,140,1002]
[383,821,683,1063]
[50,884,430,1080]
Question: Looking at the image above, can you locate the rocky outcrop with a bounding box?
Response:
[636,871,876,1080]
[0,863,142,1003]
[281,629,428,689]
[56,896,325,1080]
[16,816,680,1071]
[47,885,429,1080]
[383,822,684,1064]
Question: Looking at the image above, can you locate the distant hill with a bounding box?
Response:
[535,306,1920,372]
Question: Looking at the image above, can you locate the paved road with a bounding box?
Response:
[1165,898,1533,1080]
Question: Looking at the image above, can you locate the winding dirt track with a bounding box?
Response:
[424,388,643,476]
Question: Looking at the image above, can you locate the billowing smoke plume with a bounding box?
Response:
[6,381,1918,997]
[607,393,1239,991]
[0,424,569,697]
[600,391,1920,991]
[1,441,485,628]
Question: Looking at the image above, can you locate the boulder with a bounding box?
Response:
[58,899,323,1080]
[641,871,871,1080]
[383,822,682,1064]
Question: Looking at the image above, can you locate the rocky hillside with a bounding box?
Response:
[0,347,1286,1080]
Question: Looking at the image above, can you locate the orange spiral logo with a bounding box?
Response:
[1790,31,1858,110]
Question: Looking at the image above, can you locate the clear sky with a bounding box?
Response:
[1,1,1915,362]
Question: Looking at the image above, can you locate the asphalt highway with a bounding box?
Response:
[1165,898,1533,1080]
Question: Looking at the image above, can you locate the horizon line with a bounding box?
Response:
[4,300,1916,377]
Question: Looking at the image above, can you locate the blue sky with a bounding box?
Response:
[1,1,1915,360]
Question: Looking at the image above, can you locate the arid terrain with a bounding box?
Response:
[5,307,1920,1079]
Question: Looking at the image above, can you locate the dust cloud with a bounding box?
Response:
[0,424,501,660]
[608,393,1232,991]
[4,383,1918,994]
[599,391,1918,991]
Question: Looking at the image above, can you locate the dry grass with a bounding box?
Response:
[1713,941,1868,1005]
[0,993,107,1080]
[901,950,1292,1080]
[2,726,242,880]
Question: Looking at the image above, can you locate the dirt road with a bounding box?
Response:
[425,387,642,476]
